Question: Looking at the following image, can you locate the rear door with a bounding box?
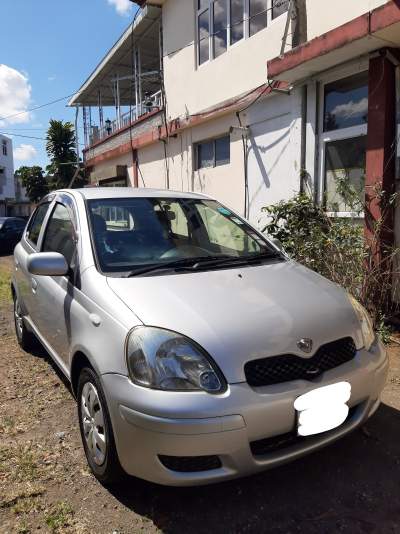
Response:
[15,202,52,318]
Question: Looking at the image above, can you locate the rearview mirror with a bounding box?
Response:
[27,252,69,277]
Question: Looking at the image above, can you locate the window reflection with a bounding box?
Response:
[324,72,368,132]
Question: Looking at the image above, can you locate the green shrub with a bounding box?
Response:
[261,193,398,333]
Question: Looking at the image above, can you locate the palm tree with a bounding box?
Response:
[46,119,84,189]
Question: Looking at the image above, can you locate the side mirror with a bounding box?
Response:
[27,252,69,277]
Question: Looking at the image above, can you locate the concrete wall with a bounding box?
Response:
[0,134,15,201]
[161,0,388,120]
[137,111,246,214]
[306,0,389,40]
[162,0,290,119]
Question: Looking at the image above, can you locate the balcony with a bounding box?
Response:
[69,4,163,156]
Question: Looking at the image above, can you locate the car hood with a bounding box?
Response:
[107,261,362,383]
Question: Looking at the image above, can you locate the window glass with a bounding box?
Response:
[91,204,134,231]
[159,201,189,238]
[42,203,76,265]
[249,0,268,36]
[197,203,261,253]
[272,0,289,19]
[230,0,245,44]
[324,72,368,132]
[325,136,366,212]
[215,136,230,166]
[198,0,208,8]
[2,141,7,156]
[213,0,228,57]
[198,10,210,65]
[26,203,50,246]
[197,140,214,169]
[87,198,275,273]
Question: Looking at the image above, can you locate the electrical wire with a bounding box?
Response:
[0,131,86,146]
[0,93,77,123]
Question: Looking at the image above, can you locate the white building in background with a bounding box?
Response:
[0,134,15,216]
[69,0,400,236]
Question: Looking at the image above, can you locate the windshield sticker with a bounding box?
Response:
[217,207,231,216]
[231,217,244,225]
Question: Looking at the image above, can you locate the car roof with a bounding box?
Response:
[56,187,213,201]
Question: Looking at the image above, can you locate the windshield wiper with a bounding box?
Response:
[125,255,232,277]
[125,251,281,277]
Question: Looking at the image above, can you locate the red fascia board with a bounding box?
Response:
[267,2,400,80]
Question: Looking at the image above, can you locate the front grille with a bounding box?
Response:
[244,337,357,387]
[158,455,222,473]
[250,404,359,457]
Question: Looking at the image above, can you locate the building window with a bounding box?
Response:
[195,135,230,169]
[272,0,289,20]
[2,140,7,156]
[249,0,268,36]
[324,72,368,132]
[197,0,288,65]
[319,69,368,215]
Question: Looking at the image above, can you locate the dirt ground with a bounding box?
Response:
[1,254,400,534]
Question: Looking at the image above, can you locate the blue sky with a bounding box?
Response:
[0,0,138,170]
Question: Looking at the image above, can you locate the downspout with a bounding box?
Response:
[300,84,307,193]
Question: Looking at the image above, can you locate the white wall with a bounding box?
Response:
[246,89,303,226]
[0,134,15,201]
[162,0,290,119]
[306,0,389,41]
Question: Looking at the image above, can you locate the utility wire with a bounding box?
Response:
[0,93,77,123]
[0,131,86,147]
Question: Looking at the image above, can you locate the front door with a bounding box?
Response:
[32,201,78,366]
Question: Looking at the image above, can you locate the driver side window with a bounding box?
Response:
[26,203,50,247]
[42,203,76,266]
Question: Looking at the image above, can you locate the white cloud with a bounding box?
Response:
[331,97,368,120]
[0,64,32,126]
[107,0,133,16]
[48,75,56,82]
[13,144,37,162]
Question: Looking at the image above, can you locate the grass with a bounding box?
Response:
[45,502,74,532]
[0,264,12,302]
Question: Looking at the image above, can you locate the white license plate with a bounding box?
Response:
[294,382,351,437]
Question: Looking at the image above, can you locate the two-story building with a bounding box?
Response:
[69,0,400,233]
[0,134,16,216]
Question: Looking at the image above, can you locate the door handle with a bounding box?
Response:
[31,278,38,293]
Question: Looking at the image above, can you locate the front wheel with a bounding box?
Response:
[77,367,125,485]
[13,295,35,351]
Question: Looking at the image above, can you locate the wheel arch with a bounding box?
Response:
[70,350,98,399]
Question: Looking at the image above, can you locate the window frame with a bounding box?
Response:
[2,140,7,156]
[194,134,231,170]
[317,62,369,218]
[25,201,52,250]
[196,0,287,67]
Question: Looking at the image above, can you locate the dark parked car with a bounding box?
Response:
[0,217,27,253]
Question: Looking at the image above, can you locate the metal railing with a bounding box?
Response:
[88,90,163,147]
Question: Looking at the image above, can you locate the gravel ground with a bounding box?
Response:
[1,253,400,533]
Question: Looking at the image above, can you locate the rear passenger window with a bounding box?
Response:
[42,203,76,266]
[26,203,50,246]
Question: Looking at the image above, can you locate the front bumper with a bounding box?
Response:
[102,340,388,486]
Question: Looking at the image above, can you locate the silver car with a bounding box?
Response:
[12,188,388,486]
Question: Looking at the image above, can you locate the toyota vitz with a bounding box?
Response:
[12,188,388,486]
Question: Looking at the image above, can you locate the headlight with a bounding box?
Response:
[348,295,375,351]
[126,326,226,393]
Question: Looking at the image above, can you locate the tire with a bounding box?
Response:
[77,367,125,485]
[13,294,35,352]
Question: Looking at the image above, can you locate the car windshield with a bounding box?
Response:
[87,197,280,274]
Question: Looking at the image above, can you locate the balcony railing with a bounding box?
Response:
[88,90,162,148]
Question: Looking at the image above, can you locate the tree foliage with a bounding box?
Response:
[15,165,49,203]
[45,119,85,189]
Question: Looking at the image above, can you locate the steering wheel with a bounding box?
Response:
[160,245,212,259]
